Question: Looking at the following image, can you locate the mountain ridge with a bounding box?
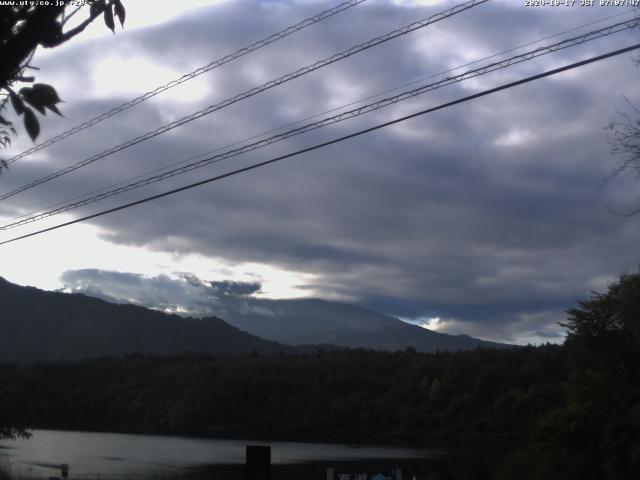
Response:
[0,277,507,362]
[213,296,507,352]
[0,277,292,362]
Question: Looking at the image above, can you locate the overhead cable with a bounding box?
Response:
[0,0,490,202]
[4,0,368,166]
[9,6,629,227]
[3,15,638,230]
[2,42,638,247]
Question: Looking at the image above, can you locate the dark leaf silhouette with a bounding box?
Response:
[0,2,125,144]
[104,7,115,33]
[23,107,40,141]
[31,83,62,105]
[20,84,63,117]
[114,0,126,27]
[20,88,46,114]
[46,103,63,116]
[9,92,25,115]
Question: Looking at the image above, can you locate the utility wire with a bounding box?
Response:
[1,43,638,247]
[330,8,638,116]
[3,15,638,230]
[4,6,635,230]
[0,0,490,203]
[4,0,368,166]
[6,8,633,226]
[7,6,635,230]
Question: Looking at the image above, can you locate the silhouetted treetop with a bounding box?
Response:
[0,0,125,151]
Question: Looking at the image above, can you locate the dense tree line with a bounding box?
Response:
[497,273,640,480]
[0,345,565,446]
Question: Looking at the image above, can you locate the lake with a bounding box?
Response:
[0,430,498,480]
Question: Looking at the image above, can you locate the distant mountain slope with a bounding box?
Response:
[214,297,507,352]
[0,277,291,362]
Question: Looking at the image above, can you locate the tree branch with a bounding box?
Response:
[60,6,83,27]
[0,6,64,88]
[54,5,105,46]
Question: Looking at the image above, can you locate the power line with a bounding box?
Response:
[4,0,368,166]
[5,15,637,228]
[2,43,638,247]
[19,3,626,232]
[8,7,634,231]
[4,15,638,230]
[8,7,632,227]
[0,0,490,203]
[330,8,638,116]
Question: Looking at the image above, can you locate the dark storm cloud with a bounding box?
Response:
[4,0,640,342]
[208,279,262,296]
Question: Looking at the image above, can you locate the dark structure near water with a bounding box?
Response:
[246,445,271,480]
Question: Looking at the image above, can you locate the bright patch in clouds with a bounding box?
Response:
[405,316,444,330]
[0,215,313,299]
[494,128,536,147]
[30,0,231,75]
[401,313,566,345]
[91,55,211,103]
[58,0,230,44]
[123,0,230,30]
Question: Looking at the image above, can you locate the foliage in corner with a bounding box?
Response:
[0,0,125,147]
[604,23,640,215]
[0,375,31,441]
[0,0,125,438]
[559,272,640,479]
[604,99,640,216]
[497,272,640,480]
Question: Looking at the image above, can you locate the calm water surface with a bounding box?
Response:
[0,430,463,480]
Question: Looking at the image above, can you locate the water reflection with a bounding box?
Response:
[1,430,460,480]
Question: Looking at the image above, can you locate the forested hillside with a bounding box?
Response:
[0,346,565,444]
[0,277,292,362]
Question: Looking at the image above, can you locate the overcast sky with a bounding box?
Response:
[1,0,639,344]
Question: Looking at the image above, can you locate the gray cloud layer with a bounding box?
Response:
[61,269,276,323]
[4,0,640,343]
